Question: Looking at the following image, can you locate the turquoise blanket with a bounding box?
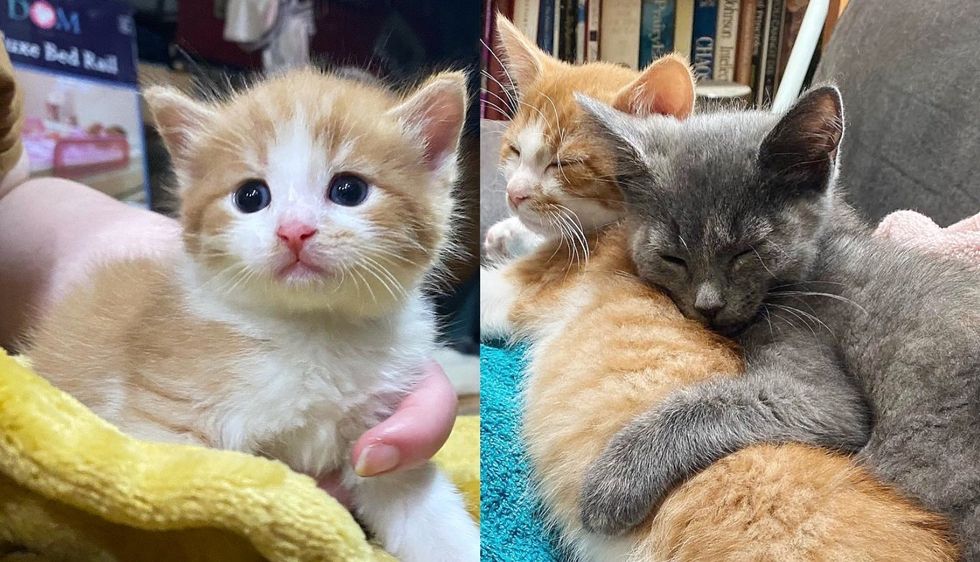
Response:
[479,343,561,561]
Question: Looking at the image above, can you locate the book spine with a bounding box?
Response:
[538,0,557,53]
[576,0,587,63]
[691,0,718,80]
[586,0,601,61]
[673,0,695,60]
[639,0,676,68]
[554,0,562,55]
[713,0,740,81]
[482,0,493,73]
[483,1,514,120]
[481,0,491,119]
[599,0,642,69]
[754,0,773,105]
[775,0,809,85]
[564,0,578,61]
[733,0,757,85]
[512,0,541,41]
[760,0,785,105]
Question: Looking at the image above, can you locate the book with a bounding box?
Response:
[512,0,540,42]
[776,0,809,85]
[639,0,676,68]
[482,0,514,120]
[559,0,578,61]
[553,0,562,55]
[691,0,718,80]
[575,0,587,63]
[752,0,771,104]
[537,0,556,53]
[673,0,695,60]
[586,0,601,61]
[734,0,758,86]
[757,0,786,106]
[599,0,641,68]
[481,0,492,119]
[713,0,740,81]
[1,0,149,204]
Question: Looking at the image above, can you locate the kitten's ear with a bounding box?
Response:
[759,86,844,195]
[495,13,553,93]
[613,54,696,119]
[575,94,647,157]
[391,71,468,174]
[144,87,215,164]
[575,94,656,202]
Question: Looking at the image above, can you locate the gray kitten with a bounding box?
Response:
[574,87,980,557]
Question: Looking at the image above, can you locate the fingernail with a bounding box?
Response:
[354,444,400,477]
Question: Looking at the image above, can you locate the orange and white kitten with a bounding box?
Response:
[28,69,478,562]
[483,16,694,262]
[481,16,956,561]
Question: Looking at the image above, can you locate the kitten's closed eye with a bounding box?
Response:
[660,254,687,268]
[732,249,754,263]
[234,179,271,213]
[546,159,583,171]
[507,144,521,158]
[328,174,369,207]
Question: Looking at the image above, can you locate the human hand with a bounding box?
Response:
[318,359,458,505]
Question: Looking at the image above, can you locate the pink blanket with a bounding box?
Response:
[875,210,980,266]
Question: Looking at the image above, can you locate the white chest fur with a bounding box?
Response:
[180,271,436,476]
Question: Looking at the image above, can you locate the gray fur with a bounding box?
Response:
[575,88,980,558]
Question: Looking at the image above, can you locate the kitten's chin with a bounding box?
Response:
[244,278,409,318]
[712,322,747,338]
[275,260,328,283]
[513,209,552,235]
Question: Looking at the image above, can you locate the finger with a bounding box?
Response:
[352,359,458,477]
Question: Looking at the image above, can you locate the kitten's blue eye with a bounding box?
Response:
[234,180,271,213]
[328,174,369,207]
[660,254,687,268]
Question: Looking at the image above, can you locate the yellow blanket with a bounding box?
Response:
[0,350,479,561]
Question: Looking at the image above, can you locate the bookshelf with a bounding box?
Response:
[481,0,850,119]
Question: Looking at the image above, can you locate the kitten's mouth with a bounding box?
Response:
[276,258,326,280]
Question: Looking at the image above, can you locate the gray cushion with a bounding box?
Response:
[814,0,980,225]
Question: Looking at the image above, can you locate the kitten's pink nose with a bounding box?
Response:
[507,190,529,208]
[277,222,317,255]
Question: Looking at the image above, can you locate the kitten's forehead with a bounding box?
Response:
[192,75,409,192]
[266,107,324,192]
[633,112,784,250]
[514,118,549,160]
[509,66,629,152]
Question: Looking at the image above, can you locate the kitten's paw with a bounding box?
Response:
[389,511,480,562]
[483,217,539,262]
[358,466,479,562]
[579,464,661,535]
[483,217,521,261]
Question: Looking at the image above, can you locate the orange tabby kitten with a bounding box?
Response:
[481,15,956,560]
[28,69,478,562]
[484,18,693,262]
